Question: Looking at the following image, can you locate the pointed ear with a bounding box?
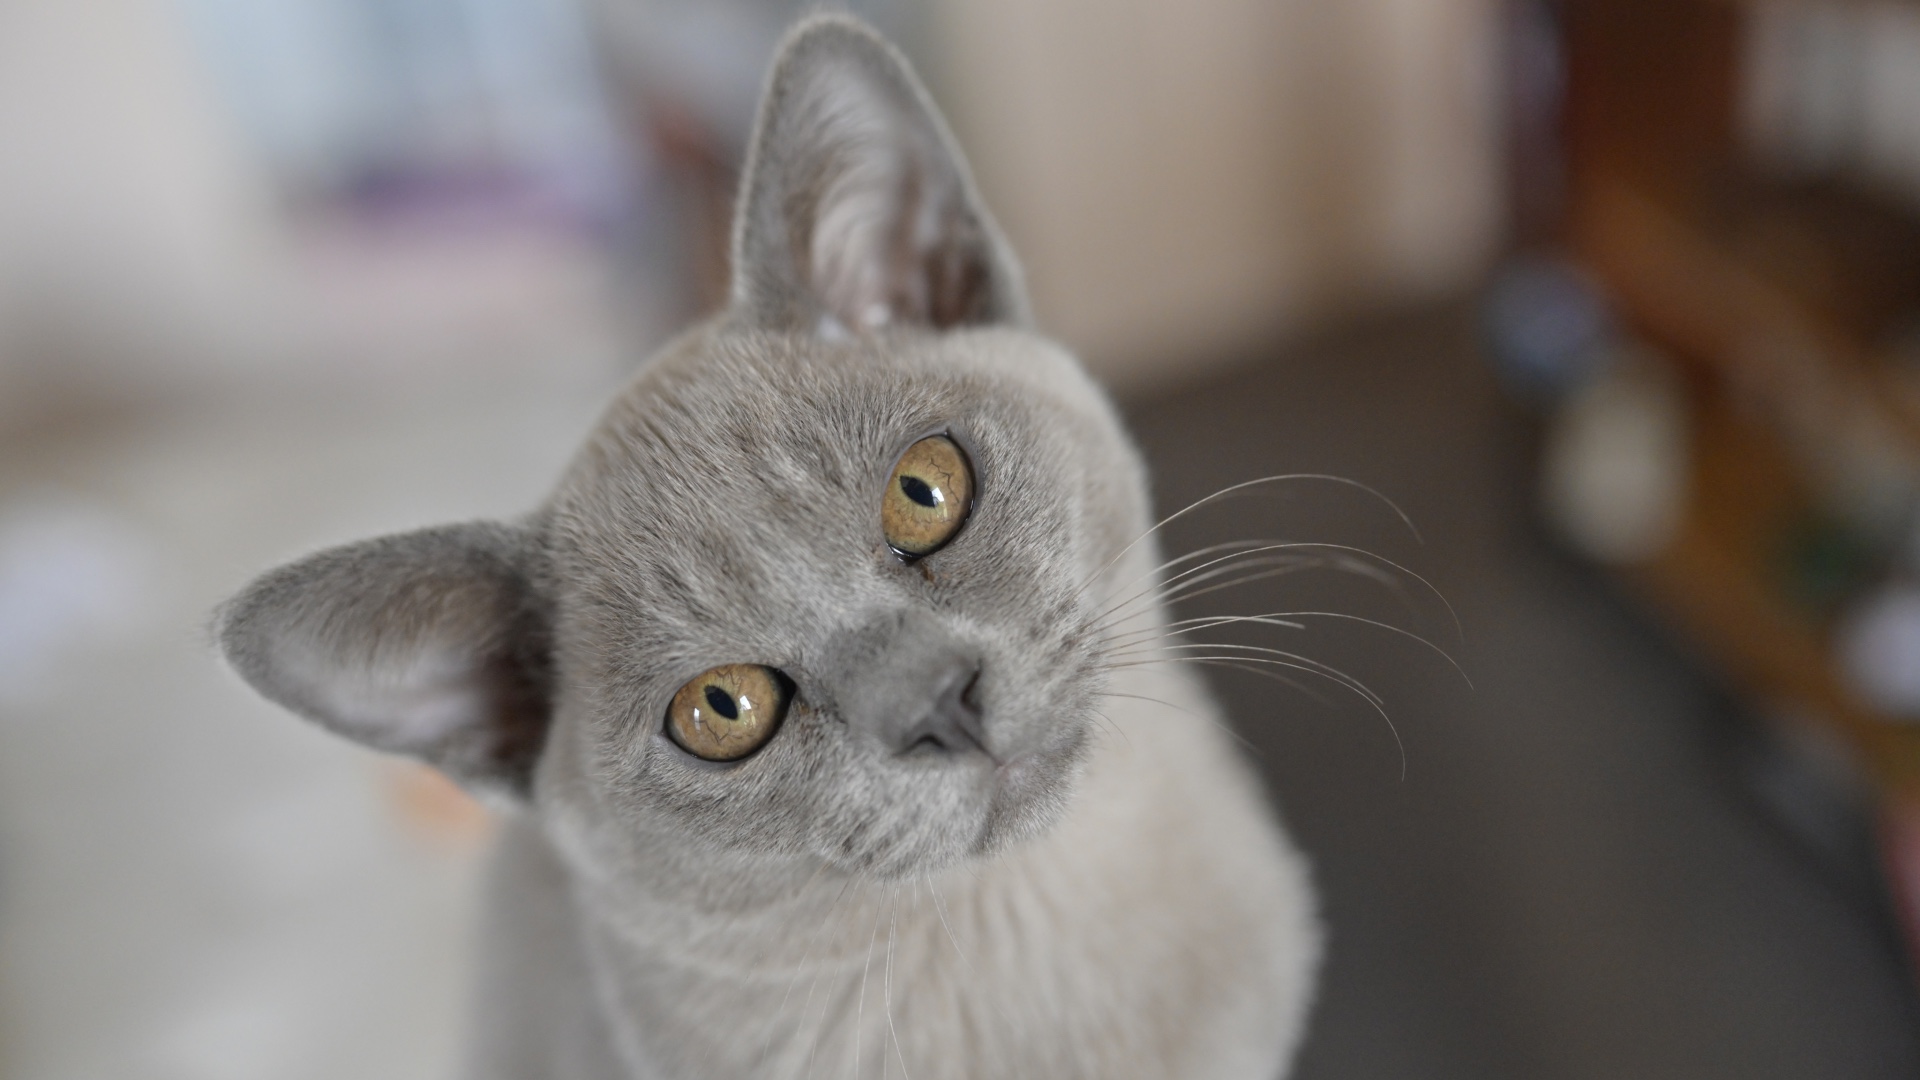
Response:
[730,15,1030,335]
[216,522,551,800]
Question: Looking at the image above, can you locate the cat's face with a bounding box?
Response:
[540,327,1145,877]
[216,17,1150,884]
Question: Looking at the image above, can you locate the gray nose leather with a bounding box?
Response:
[890,659,987,756]
[819,612,992,759]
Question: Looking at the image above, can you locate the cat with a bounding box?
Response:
[217,15,1320,1079]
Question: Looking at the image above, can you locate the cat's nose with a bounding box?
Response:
[887,659,989,758]
[822,612,997,759]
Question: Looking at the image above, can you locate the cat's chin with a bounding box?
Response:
[975,727,1088,851]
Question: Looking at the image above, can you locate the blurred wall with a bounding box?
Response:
[0,0,622,438]
[937,0,1505,385]
[0,0,1506,423]
[0,0,287,426]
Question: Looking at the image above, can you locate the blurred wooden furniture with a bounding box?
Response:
[1559,0,1920,800]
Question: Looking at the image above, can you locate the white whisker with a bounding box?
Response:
[1101,642,1385,706]
[1076,473,1423,606]
[1081,540,1318,625]
[1092,553,1328,637]
[1087,708,1134,751]
[1101,688,1262,755]
[1093,541,1460,644]
[851,891,885,1080]
[1104,652,1408,779]
[761,873,853,1072]
[1185,658,1336,706]
[885,886,909,1080]
[1105,611,1471,689]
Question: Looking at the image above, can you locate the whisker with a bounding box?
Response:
[1153,554,1402,614]
[1095,603,1310,654]
[805,881,871,1080]
[885,887,909,1080]
[1106,653,1408,780]
[1094,541,1461,644]
[1087,708,1134,751]
[1100,642,1385,706]
[1098,689,1204,719]
[1106,611,1472,690]
[852,891,885,1080]
[1132,537,1308,581]
[1150,562,1391,624]
[1092,543,1341,630]
[1182,653,1413,776]
[1186,658,1336,706]
[1081,539,1317,623]
[1091,551,1328,635]
[1077,474,1423,604]
[927,877,968,970]
[1100,689,1263,756]
[927,879,1033,1080]
[760,874,855,1072]
[1251,611,1471,687]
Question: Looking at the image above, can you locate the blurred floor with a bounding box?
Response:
[1122,306,1920,1079]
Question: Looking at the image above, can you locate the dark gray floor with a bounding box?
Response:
[1119,307,1920,1079]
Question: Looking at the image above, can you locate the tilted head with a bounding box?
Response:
[217,16,1153,883]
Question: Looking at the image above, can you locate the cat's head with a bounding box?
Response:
[217,16,1152,881]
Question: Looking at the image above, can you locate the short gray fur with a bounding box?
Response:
[216,16,1319,1078]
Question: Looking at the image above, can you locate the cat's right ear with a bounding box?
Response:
[215,522,552,802]
[729,15,1030,337]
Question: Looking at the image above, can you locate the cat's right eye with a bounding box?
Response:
[666,664,791,762]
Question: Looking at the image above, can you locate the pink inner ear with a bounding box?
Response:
[809,164,982,333]
[732,17,1024,334]
[799,67,986,334]
[293,641,490,752]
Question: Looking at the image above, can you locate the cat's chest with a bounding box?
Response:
[582,875,1164,1080]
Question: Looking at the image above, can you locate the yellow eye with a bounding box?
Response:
[882,435,974,557]
[666,664,791,762]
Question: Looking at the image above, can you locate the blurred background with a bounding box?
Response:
[1,0,1918,1076]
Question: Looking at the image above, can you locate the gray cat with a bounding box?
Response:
[217,15,1319,1079]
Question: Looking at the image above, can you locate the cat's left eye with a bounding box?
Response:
[882,435,974,558]
[666,664,791,762]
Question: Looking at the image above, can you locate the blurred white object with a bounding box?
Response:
[1540,352,1690,565]
[0,492,157,700]
[1743,0,1920,207]
[1839,582,1920,720]
[176,0,629,211]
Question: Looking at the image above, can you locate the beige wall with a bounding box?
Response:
[0,0,285,421]
[0,0,619,433]
[936,0,1505,386]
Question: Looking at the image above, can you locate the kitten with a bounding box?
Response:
[217,16,1319,1079]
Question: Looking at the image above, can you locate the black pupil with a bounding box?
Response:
[704,685,740,720]
[901,475,939,508]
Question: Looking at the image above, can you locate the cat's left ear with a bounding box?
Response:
[215,522,552,802]
[729,15,1031,336]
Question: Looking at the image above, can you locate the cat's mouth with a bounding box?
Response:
[824,714,1088,879]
